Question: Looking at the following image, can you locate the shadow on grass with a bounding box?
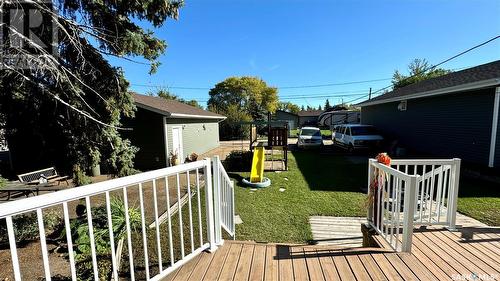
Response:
[458,176,500,198]
[290,150,367,192]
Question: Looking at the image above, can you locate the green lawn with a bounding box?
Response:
[230,151,367,243]
[457,177,500,226]
[229,151,500,244]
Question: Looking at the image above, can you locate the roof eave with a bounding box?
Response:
[169,113,226,120]
[357,78,500,107]
[135,103,226,120]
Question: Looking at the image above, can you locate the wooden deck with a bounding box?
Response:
[164,226,500,281]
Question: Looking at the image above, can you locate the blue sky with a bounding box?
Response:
[109,0,500,108]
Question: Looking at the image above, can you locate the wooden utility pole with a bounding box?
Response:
[369,87,372,100]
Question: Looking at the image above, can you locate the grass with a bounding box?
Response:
[457,177,500,226]
[290,129,331,138]
[229,150,500,244]
[230,151,367,243]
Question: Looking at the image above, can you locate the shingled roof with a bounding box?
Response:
[133,93,225,119]
[298,110,324,117]
[358,60,500,106]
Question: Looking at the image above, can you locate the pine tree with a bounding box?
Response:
[325,99,332,111]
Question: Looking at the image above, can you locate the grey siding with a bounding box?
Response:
[361,88,496,166]
[166,118,220,163]
[275,111,298,129]
[122,108,166,171]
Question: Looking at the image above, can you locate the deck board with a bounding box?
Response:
[290,247,309,281]
[264,245,278,281]
[248,245,266,281]
[161,226,500,281]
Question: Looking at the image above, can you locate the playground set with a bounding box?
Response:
[241,114,289,188]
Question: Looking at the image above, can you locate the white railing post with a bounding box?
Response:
[447,158,461,231]
[204,158,218,252]
[212,156,223,245]
[401,176,417,252]
[367,159,375,224]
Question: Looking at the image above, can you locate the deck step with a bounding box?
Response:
[309,216,367,247]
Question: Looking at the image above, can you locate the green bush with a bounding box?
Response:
[0,175,7,188]
[0,211,62,245]
[70,197,141,280]
[223,150,253,172]
[73,165,92,186]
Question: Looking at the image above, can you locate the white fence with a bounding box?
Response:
[212,156,236,241]
[0,158,235,281]
[367,158,461,252]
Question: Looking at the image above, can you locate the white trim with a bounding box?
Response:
[162,116,169,167]
[171,125,184,164]
[489,87,500,167]
[359,78,500,107]
[135,103,225,120]
[170,113,226,120]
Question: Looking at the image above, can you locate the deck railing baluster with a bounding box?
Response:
[138,183,150,280]
[85,197,99,281]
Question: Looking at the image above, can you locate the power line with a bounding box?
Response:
[131,77,391,91]
[361,35,500,102]
[130,65,475,94]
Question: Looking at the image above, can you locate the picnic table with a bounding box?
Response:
[0,181,65,201]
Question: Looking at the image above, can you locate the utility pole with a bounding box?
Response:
[369,87,372,100]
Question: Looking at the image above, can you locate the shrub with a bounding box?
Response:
[70,197,141,280]
[0,211,62,245]
[223,150,253,172]
[0,175,7,188]
[73,164,92,186]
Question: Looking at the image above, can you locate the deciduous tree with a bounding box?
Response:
[392,59,450,89]
[208,76,279,120]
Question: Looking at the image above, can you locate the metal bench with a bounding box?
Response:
[17,167,69,186]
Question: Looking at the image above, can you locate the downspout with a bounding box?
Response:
[162,116,170,167]
[488,86,500,167]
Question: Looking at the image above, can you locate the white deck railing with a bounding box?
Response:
[367,158,461,252]
[212,156,236,242]
[0,158,235,281]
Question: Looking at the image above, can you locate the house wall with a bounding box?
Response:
[122,108,166,171]
[361,88,497,167]
[166,118,220,163]
[275,111,298,129]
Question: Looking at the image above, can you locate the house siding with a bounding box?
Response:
[275,111,298,129]
[166,118,220,163]
[122,108,166,171]
[361,88,497,166]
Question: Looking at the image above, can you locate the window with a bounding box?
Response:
[350,126,379,136]
[300,129,321,136]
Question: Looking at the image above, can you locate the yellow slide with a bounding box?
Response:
[250,147,265,183]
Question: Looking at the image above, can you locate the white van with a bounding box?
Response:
[333,124,383,152]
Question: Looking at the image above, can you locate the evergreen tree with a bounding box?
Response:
[0,0,184,177]
[325,99,332,111]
